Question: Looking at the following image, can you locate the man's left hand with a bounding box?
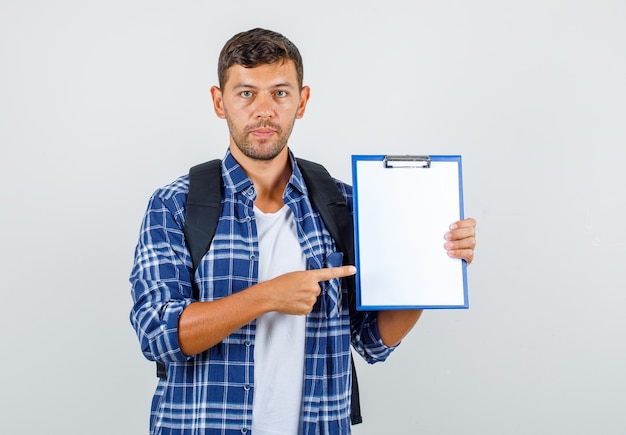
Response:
[444,218,477,265]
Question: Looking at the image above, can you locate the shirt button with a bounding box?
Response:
[250,254,257,261]
[241,429,248,434]
[243,384,251,391]
[244,340,251,346]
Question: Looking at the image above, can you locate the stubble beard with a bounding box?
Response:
[227,118,295,161]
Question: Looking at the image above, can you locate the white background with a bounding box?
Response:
[1,1,625,434]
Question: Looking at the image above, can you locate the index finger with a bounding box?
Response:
[449,217,476,230]
[311,265,357,282]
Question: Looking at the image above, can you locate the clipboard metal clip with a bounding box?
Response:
[383,155,431,168]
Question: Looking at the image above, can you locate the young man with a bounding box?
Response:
[130,28,476,434]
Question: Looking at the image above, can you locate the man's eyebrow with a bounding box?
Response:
[231,82,296,90]
[271,82,296,89]
[231,82,255,90]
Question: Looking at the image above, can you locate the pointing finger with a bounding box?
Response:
[312,266,357,282]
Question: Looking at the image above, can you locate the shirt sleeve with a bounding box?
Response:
[129,189,195,364]
[350,311,397,364]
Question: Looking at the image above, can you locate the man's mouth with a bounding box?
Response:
[250,127,276,138]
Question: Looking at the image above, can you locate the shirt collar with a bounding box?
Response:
[287,151,308,196]
[221,148,253,196]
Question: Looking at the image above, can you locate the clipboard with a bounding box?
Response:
[352,155,468,310]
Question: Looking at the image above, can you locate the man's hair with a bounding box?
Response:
[217,28,304,89]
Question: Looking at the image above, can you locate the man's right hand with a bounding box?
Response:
[266,266,357,315]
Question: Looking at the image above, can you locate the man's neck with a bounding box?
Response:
[230,145,292,213]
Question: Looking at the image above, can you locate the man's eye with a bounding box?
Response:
[275,90,287,97]
[241,91,253,98]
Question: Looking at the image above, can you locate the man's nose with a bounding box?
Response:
[254,94,274,119]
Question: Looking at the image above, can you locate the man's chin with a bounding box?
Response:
[235,141,287,161]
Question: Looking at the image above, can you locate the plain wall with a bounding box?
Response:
[1,1,625,434]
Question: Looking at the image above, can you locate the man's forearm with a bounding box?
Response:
[377,310,423,347]
[178,285,273,356]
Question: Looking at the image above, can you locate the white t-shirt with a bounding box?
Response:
[252,205,307,434]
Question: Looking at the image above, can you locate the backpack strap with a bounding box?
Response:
[183,159,224,289]
[296,158,357,312]
[296,158,362,425]
[155,159,223,380]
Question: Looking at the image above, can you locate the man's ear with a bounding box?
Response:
[295,86,311,119]
[210,86,226,119]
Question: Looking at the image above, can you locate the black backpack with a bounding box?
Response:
[157,158,362,425]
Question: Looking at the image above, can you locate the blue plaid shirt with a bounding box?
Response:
[130,149,395,434]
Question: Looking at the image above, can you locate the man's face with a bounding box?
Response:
[211,60,310,161]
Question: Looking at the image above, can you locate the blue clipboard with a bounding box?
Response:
[352,155,469,310]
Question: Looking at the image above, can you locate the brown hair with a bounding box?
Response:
[217,28,304,89]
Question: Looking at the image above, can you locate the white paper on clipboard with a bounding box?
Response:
[351,155,468,310]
